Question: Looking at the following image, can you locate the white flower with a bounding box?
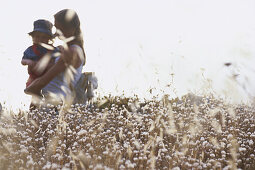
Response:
[77,129,87,136]
[248,140,254,145]
[239,147,246,152]
[43,162,51,169]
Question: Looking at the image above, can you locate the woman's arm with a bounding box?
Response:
[32,54,56,76]
[24,45,83,95]
[24,57,67,95]
[46,57,56,71]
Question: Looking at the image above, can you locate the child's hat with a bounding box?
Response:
[28,19,53,37]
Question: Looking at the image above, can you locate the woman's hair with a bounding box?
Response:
[54,9,86,64]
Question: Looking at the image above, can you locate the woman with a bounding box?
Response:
[25,9,86,106]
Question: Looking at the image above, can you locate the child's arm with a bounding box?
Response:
[21,59,37,75]
[21,59,36,66]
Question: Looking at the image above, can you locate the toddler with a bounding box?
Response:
[21,19,58,87]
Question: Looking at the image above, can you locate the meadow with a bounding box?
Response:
[0,93,255,169]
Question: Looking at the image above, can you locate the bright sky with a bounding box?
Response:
[0,0,255,110]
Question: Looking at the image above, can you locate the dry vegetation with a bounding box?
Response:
[0,94,255,169]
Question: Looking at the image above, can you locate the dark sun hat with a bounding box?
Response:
[28,19,54,37]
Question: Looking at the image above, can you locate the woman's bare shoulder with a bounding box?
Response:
[70,44,83,54]
[70,45,85,66]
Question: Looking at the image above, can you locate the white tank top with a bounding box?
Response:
[42,45,84,102]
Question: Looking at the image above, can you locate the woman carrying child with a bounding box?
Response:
[25,9,86,107]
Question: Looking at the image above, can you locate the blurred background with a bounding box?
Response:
[0,0,255,110]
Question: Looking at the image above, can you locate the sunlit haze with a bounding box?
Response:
[1,0,255,110]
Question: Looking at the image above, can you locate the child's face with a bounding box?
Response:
[31,31,51,45]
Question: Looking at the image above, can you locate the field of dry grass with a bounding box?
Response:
[0,94,255,169]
